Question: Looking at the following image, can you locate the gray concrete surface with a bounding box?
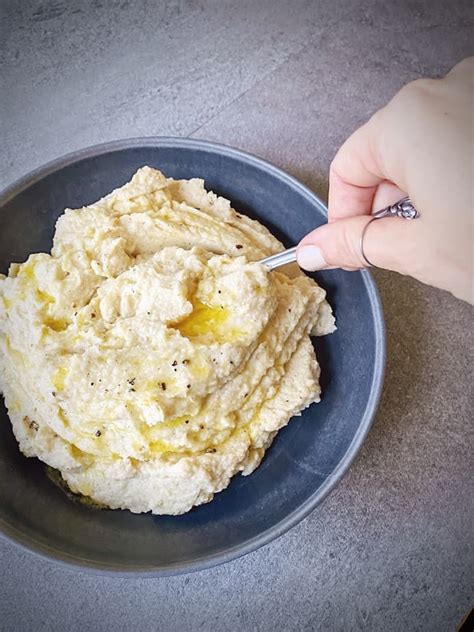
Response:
[0,1,473,630]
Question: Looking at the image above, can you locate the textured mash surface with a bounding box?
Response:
[0,167,334,515]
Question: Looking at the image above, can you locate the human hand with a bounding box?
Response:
[297,57,473,304]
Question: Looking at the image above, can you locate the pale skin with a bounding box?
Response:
[297,57,473,304]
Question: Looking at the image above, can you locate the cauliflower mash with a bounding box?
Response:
[0,167,335,515]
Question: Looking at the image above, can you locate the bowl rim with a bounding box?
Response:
[0,136,386,577]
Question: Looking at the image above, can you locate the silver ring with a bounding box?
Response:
[359,196,420,267]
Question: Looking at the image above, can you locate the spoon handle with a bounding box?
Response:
[259,246,297,270]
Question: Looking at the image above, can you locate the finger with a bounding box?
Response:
[371,181,407,212]
[297,214,422,274]
[328,116,386,221]
[445,56,474,80]
[328,167,378,222]
[329,173,407,222]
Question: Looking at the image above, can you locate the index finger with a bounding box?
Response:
[328,116,386,221]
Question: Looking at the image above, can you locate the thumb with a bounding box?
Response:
[297,214,420,274]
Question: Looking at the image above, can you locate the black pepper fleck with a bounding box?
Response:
[90,382,94,386]
[52,391,56,397]
[160,382,167,391]
[171,360,178,367]
[187,384,191,389]
[91,313,96,318]
[185,420,189,424]
[182,359,189,365]
[95,430,102,437]
[236,244,243,249]
[127,377,136,386]
[29,420,39,431]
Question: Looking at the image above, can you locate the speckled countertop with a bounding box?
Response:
[0,1,472,630]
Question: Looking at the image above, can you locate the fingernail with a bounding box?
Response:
[297,245,328,271]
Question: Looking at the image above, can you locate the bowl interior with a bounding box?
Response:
[0,140,384,574]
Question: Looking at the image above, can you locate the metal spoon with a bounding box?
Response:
[259,246,297,270]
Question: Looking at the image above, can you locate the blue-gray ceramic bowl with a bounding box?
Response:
[0,138,385,576]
